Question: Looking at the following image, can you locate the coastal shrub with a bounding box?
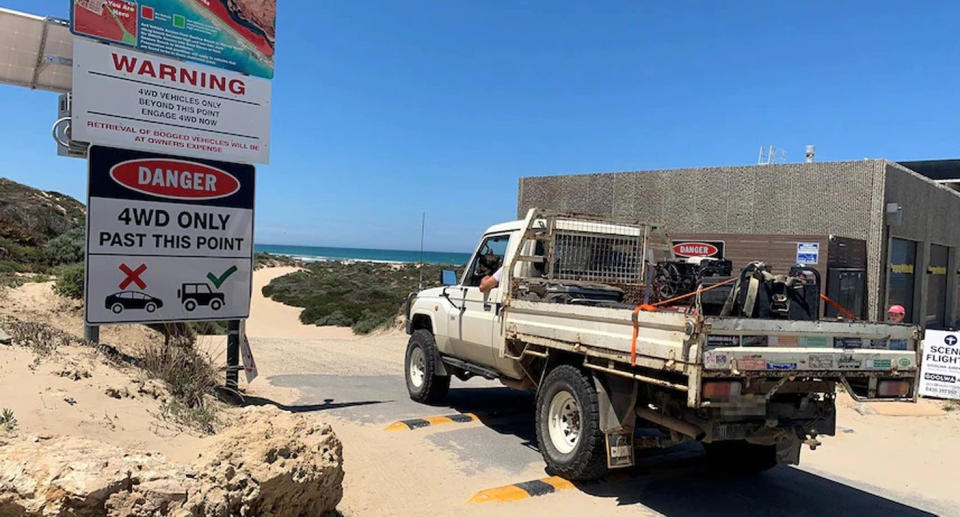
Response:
[53,262,84,299]
[43,227,85,266]
[263,261,452,335]
[315,310,353,327]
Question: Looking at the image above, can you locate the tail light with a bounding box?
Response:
[703,381,742,401]
[877,380,911,398]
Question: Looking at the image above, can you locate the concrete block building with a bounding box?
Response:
[517,159,960,328]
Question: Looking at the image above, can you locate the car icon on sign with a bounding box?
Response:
[105,291,164,314]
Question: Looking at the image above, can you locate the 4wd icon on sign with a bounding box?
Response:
[672,240,725,258]
[85,146,254,325]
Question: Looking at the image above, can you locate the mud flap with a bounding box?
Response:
[593,373,638,469]
[776,435,802,465]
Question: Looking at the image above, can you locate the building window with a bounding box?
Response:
[888,238,917,323]
[927,244,949,329]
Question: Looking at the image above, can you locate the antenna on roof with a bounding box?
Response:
[418,212,425,291]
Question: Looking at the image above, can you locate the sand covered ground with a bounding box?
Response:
[3,266,959,515]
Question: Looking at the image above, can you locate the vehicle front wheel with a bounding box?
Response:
[535,365,608,481]
[111,303,123,314]
[210,299,222,310]
[404,329,450,404]
[703,440,778,473]
[145,302,157,313]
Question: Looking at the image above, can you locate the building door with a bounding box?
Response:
[926,244,949,329]
[826,268,865,320]
[888,238,917,323]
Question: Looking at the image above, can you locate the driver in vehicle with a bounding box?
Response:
[479,267,501,293]
[474,243,503,293]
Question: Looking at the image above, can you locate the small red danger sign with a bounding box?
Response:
[673,242,719,257]
[110,158,240,200]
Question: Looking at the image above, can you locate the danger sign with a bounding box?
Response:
[85,145,254,325]
[672,240,725,258]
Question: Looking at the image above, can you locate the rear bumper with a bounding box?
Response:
[702,347,921,402]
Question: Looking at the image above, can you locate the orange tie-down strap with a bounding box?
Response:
[630,277,737,367]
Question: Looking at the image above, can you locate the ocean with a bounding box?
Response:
[255,244,472,266]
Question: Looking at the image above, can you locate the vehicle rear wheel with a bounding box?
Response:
[535,365,607,480]
[210,299,222,311]
[184,300,197,311]
[404,329,450,404]
[703,440,778,473]
[145,302,157,313]
[111,303,123,314]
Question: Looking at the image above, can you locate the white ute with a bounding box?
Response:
[404,209,920,480]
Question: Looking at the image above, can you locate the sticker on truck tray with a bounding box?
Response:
[741,335,769,347]
[766,361,798,371]
[867,359,892,369]
[834,337,865,349]
[769,335,799,347]
[605,430,634,469]
[707,336,739,348]
[737,356,766,370]
[837,355,863,369]
[808,354,835,369]
[801,336,831,348]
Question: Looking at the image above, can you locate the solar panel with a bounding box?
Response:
[0,7,72,92]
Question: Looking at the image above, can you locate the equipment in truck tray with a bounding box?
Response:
[519,282,626,306]
[721,263,821,320]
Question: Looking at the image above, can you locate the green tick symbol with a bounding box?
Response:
[206,265,238,289]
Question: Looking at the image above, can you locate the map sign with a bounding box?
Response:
[71,37,271,164]
[70,0,275,79]
[85,145,255,325]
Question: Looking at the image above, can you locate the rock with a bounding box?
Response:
[0,407,345,516]
[105,386,131,399]
[63,395,77,406]
[187,406,344,516]
[0,437,193,516]
[0,328,11,345]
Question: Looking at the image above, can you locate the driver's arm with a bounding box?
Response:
[479,267,502,293]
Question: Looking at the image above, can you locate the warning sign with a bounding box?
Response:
[71,37,271,164]
[919,329,960,400]
[85,145,254,324]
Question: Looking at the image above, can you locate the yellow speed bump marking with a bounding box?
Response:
[467,476,576,503]
[383,412,478,431]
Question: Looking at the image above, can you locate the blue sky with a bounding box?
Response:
[1,1,958,252]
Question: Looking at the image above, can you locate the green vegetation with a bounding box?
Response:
[262,261,452,334]
[53,263,85,299]
[43,227,85,266]
[0,178,86,288]
[1,408,17,434]
[254,251,300,270]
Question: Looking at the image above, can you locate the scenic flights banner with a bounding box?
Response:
[70,0,275,79]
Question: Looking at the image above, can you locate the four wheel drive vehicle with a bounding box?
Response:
[177,283,225,311]
[404,209,921,480]
[105,291,164,314]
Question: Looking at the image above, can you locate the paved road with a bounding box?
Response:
[256,372,950,516]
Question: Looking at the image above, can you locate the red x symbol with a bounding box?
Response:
[118,263,147,290]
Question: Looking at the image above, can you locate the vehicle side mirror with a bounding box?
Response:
[441,269,458,286]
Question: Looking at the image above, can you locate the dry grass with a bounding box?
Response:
[138,337,221,433]
[1,318,85,368]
